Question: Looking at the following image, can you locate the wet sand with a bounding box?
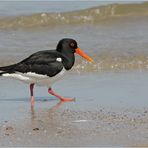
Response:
[1,107,148,147]
[0,72,148,146]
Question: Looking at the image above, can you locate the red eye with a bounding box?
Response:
[70,42,75,47]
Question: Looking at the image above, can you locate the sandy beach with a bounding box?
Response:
[0,72,148,146]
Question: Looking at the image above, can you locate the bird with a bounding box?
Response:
[0,38,93,107]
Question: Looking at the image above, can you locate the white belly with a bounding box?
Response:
[2,68,66,87]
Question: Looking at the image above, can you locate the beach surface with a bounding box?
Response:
[1,72,148,146]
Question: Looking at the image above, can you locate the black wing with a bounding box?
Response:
[0,50,64,77]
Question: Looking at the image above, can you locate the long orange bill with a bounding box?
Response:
[76,48,94,62]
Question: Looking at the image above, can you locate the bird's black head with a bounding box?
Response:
[56,38,78,54]
[56,38,93,70]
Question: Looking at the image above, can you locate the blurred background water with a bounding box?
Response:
[0,1,148,73]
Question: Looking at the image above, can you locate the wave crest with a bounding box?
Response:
[0,2,148,29]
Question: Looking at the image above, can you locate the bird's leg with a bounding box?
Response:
[48,88,75,102]
[30,83,35,107]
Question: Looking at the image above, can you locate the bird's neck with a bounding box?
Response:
[62,53,75,70]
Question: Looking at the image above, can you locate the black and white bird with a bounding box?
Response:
[0,38,93,107]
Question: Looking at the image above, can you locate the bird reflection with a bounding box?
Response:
[50,100,65,110]
[30,100,65,120]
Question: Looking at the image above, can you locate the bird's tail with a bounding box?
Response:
[0,64,17,76]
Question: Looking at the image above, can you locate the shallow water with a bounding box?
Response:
[0,71,148,121]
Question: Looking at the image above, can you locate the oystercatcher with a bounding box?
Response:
[0,38,93,107]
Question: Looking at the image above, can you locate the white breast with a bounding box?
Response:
[2,68,67,87]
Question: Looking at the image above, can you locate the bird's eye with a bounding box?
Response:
[70,42,75,48]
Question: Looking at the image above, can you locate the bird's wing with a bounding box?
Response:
[0,50,64,77]
[20,50,60,64]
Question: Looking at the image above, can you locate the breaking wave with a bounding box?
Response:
[0,2,148,29]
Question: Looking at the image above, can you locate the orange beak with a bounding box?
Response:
[76,48,94,62]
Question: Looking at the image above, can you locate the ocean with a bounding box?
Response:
[0,1,148,73]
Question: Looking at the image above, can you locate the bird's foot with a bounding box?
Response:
[60,97,76,102]
[48,88,76,102]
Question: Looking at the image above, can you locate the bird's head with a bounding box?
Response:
[56,38,93,62]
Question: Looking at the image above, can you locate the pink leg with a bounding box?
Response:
[30,83,35,107]
[48,88,75,102]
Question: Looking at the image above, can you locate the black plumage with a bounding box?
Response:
[0,38,77,77]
